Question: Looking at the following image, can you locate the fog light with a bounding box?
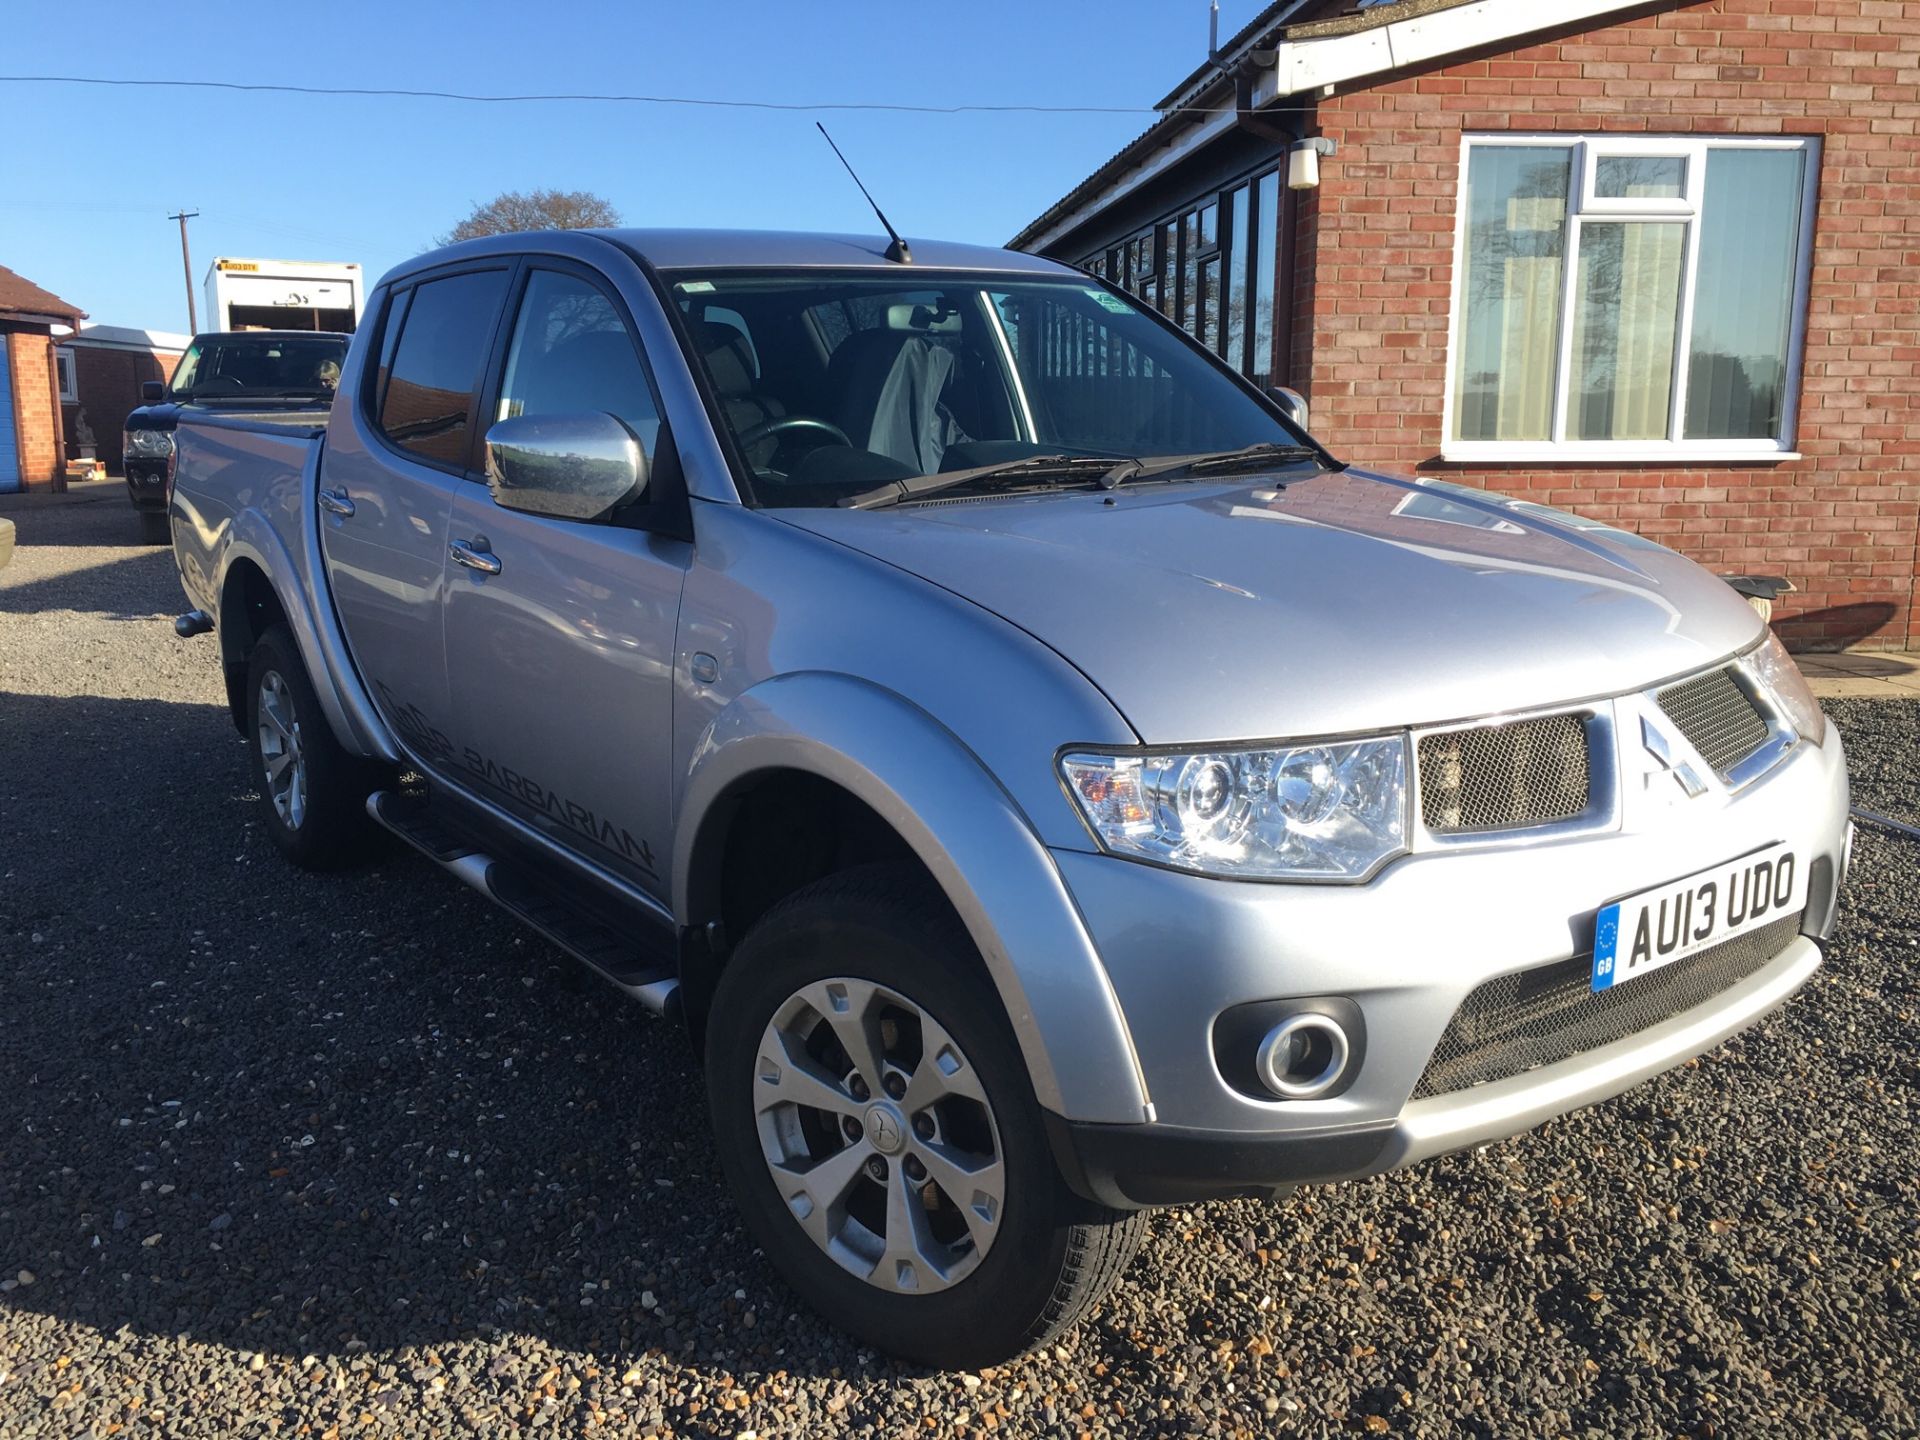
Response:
[1255,1013,1351,1100]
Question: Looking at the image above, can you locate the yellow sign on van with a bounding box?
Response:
[217,261,259,272]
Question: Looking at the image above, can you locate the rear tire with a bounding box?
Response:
[139,510,170,546]
[706,864,1149,1368]
[245,624,383,870]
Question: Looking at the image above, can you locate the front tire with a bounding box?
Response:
[245,624,381,870]
[706,865,1148,1368]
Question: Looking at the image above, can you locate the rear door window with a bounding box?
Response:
[379,269,511,468]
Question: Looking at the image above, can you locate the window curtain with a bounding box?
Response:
[1454,147,1572,441]
[1571,222,1686,441]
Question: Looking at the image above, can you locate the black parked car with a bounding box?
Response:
[124,330,349,543]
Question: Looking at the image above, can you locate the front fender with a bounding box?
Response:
[675,671,1151,1125]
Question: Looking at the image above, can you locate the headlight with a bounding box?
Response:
[1060,736,1409,881]
[1746,631,1825,746]
[125,429,175,459]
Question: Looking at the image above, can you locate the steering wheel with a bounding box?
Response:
[738,414,853,451]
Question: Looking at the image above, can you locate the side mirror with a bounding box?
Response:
[1267,386,1310,433]
[141,380,165,403]
[484,412,648,523]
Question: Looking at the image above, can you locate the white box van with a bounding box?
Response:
[203,257,364,333]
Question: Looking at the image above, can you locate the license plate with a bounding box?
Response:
[1591,842,1804,993]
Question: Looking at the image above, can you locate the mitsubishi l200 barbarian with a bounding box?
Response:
[165,229,1851,1368]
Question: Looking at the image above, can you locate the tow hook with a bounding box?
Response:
[174,609,214,638]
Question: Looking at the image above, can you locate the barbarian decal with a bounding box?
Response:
[458,748,658,875]
[375,681,455,765]
[371,685,656,876]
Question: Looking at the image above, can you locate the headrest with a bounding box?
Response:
[693,320,756,398]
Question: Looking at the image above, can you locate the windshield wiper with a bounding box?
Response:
[838,454,1121,511]
[1097,441,1326,489]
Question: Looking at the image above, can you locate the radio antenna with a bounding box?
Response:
[816,122,912,264]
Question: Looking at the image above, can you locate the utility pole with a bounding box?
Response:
[168,210,200,333]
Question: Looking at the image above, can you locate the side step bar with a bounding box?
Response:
[367,790,680,1015]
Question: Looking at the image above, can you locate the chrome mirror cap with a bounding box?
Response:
[484,412,648,523]
[1267,386,1311,433]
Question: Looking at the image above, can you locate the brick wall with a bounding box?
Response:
[3,324,62,490]
[1294,0,1920,649]
[65,346,179,475]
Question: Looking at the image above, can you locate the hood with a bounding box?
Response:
[124,403,181,431]
[775,468,1764,744]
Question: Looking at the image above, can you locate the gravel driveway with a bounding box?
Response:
[1,492,1914,1439]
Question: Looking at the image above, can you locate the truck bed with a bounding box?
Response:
[169,407,328,629]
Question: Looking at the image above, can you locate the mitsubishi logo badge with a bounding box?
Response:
[864,1105,904,1155]
[1641,715,1708,798]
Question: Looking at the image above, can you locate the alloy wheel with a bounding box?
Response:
[256,670,306,830]
[752,977,1006,1294]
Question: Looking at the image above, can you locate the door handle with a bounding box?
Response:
[450,537,502,576]
[317,489,355,518]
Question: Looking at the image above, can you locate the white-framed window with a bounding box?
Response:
[1443,134,1820,463]
[55,347,79,404]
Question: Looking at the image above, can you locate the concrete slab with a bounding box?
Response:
[1809,675,1920,700]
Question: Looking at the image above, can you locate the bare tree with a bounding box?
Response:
[439,189,621,244]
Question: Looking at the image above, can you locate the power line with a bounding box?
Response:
[0,73,1202,116]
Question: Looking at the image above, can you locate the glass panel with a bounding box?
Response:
[379,269,511,467]
[1595,155,1687,200]
[1227,183,1250,372]
[1175,211,1190,336]
[1453,146,1573,442]
[1685,148,1806,440]
[1569,221,1687,441]
[1200,202,1219,250]
[1253,171,1279,386]
[1198,256,1220,350]
[1159,222,1177,309]
[499,270,661,455]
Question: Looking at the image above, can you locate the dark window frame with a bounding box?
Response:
[1084,161,1288,387]
[366,261,516,480]
[469,256,690,536]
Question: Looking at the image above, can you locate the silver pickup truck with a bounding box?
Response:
[168,228,1851,1368]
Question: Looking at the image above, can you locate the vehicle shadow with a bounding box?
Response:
[0,491,159,550]
[0,546,183,619]
[0,689,873,1401]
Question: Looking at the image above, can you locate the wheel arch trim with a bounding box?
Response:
[215,506,397,763]
[675,671,1151,1125]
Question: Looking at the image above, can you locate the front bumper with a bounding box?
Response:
[125,462,169,513]
[1042,714,1849,1208]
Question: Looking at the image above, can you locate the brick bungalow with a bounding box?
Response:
[60,325,189,477]
[1012,0,1920,649]
[0,264,86,493]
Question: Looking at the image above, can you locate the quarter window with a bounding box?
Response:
[379,269,511,468]
[1448,135,1818,459]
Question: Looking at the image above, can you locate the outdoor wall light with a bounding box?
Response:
[1288,137,1339,191]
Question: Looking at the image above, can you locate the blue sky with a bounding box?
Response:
[2,1,1268,335]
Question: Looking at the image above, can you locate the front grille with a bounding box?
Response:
[1656,667,1770,775]
[1411,912,1802,1100]
[1418,714,1591,834]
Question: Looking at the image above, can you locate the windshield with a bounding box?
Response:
[169,334,349,401]
[665,271,1311,508]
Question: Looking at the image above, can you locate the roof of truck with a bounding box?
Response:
[387,229,1076,286]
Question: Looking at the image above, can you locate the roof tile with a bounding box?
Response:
[0,264,85,322]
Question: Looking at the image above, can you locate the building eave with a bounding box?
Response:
[1267,0,1674,97]
[1012,0,1678,256]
